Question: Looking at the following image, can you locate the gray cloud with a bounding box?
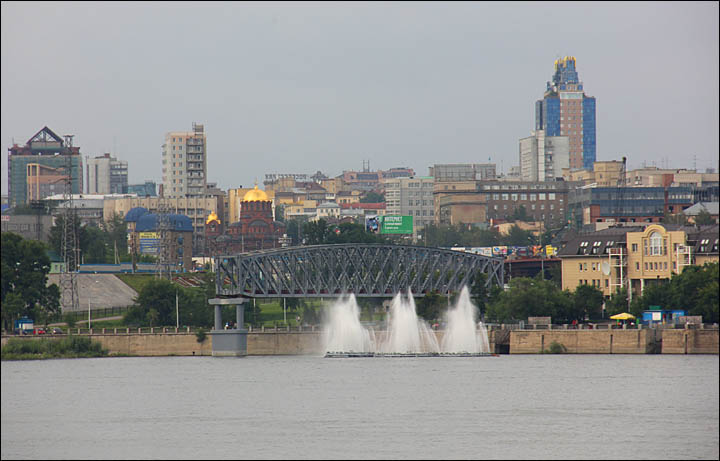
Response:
[2,1,718,193]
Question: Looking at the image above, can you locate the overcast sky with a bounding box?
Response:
[2,1,718,194]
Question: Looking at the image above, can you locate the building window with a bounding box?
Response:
[649,232,663,255]
[579,263,583,271]
[636,262,640,271]
[632,243,638,252]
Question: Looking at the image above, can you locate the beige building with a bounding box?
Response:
[562,160,624,186]
[558,224,719,300]
[336,190,361,205]
[383,176,434,240]
[433,180,486,225]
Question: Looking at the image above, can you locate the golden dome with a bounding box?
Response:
[242,185,269,202]
[206,211,220,224]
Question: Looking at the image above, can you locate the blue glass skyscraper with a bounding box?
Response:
[535,57,596,170]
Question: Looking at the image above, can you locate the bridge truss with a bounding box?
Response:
[215,244,504,298]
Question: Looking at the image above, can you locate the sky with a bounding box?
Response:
[1,1,718,194]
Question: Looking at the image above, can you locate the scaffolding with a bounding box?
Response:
[608,247,627,299]
[675,244,692,274]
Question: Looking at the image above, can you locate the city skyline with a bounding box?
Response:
[2,2,718,194]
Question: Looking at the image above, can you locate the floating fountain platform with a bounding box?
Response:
[324,352,498,358]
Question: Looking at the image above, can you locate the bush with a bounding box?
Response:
[1,336,107,360]
[195,328,207,343]
[542,341,567,354]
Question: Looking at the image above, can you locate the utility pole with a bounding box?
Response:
[155,196,172,280]
[60,135,80,315]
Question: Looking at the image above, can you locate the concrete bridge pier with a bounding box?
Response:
[209,297,248,357]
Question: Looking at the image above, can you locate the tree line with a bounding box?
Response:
[1,233,60,331]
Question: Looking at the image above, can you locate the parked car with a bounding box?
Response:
[51,327,64,334]
[33,327,46,335]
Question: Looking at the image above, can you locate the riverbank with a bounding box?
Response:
[2,327,717,358]
[1,336,108,360]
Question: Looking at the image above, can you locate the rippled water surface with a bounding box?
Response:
[2,355,718,460]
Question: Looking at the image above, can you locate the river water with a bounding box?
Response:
[1,355,718,460]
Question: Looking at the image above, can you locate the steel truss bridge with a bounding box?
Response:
[215,244,504,298]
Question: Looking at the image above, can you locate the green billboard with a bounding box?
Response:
[380,215,413,234]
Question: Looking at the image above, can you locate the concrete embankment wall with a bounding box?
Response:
[4,329,716,356]
[661,329,720,354]
[509,329,661,354]
[1,330,501,356]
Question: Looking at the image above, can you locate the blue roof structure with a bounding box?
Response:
[125,207,149,222]
[135,213,193,232]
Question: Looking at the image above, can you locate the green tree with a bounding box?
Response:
[103,212,129,262]
[667,263,718,323]
[299,301,320,325]
[416,291,442,322]
[605,288,629,317]
[663,212,689,226]
[302,219,387,245]
[510,205,531,222]
[1,232,60,330]
[502,225,537,246]
[694,209,715,226]
[124,275,217,327]
[303,219,330,245]
[470,272,490,319]
[84,225,108,263]
[485,276,572,323]
[48,215,89,268]
[571,284,605,321]
[360,191,385,203]
[275,204,286,223]
[285,220,300,245]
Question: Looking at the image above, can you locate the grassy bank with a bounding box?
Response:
[115,273,155,293]
[1,336,109,360]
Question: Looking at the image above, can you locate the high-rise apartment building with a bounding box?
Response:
[87,153,128,194]
[519,130,570,181]
[161,123,207,198]
[535,56,596,170]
